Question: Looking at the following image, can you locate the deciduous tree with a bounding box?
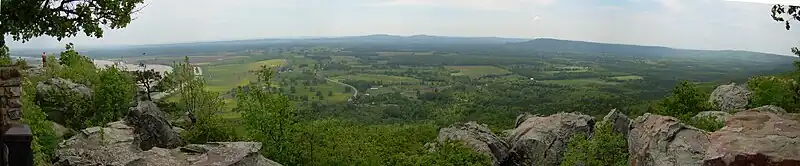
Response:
[133,63,162,101]
[0,0,145,45]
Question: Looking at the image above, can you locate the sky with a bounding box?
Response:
[6,0,800,55]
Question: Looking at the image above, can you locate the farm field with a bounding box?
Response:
[610,75,644,81]
[540,78,619,86]
[446,66,511,78]
[377,52,434,56]
[332,74,421,84]
[249,59,287,69]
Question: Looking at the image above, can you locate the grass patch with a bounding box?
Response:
[544,66,591,74]
[541,78,619,86]
[331,56,360,64]
[377,52,434,56]
[204,63,253,93]
[610,75,644,81]
[543,70,590,74]
[446,66,511,78]
[249,59,287,70]
[333,74,421,84]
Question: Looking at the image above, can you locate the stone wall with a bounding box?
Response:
[0,66,22,131]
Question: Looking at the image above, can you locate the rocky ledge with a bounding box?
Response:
[54,121,282,166]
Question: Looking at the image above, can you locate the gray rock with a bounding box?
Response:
[514,112,537,128]
[437,121,515,166]
[423,142,437,152]
[499,129,514,139]
[708,83,750,112]
[126,148,189,166]
[35,78,93,124]
[628,113,710,166]
[55,121,282,166]
[180,144,208,153]
[692,111,731,123]
[192,142,283,166]
[24,67,44,76]
[36,78,92,97]
[703,109,800,165]
[55,121,142,166]
[507,112,595,166]
[107,121,133,130]
[53,122,73,138]
[128,100,184,150]
[172,126,186,135]
[750,105,787,115]
[602,108,630,137]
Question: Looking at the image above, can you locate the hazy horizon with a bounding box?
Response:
[6,0,800,55]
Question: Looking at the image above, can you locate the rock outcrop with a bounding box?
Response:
[692,111,731,123]
[35,78,94,124]
[750,105,787,115]
[128,101,184,150]
[703,108,800,165]
[36,78,92,97]
[708,83,750,112]
[53,121,74,138]
[514,113,536,128]
[628,113,710,166]
[55,121,281,166]
[437,121,515,166]
[55,121,144,165]
[602,109,631,136]
[507,112,595,166]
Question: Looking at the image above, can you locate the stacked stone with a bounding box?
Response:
[0,66,22,131]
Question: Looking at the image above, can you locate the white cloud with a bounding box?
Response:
[599,5,624,11]
[724,0,800,5]
[658,0,685,11]
[367,0,555,11]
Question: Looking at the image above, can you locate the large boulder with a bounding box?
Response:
[692,111,731,123]
[628,113,710,166]
[55,121,142,166]
[36,78,93,97]
[55,121,282,166]
[507,112,595,166]
[602,108,631,136]
[188,142,283,166]
[128,100,184,150]
[35,78,93,124]
[708,83,750,112]
[703,108,800,165]
[437,121,515,166]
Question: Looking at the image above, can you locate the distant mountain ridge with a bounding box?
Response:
[301,34,530,44]
[11,35,796,60]
[509,38,795,59]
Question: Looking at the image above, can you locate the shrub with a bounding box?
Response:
[22,76,59,166]
[747,76,799,113]
[687,116,725,132]
[561,121,628,166]
[655,80,714,121]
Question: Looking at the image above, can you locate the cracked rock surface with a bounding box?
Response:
[628,113,710,166]
[437,122,516,166]
[703,109,800,166]
[507,112,594,166]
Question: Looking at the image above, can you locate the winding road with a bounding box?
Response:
[324,77,358,98]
